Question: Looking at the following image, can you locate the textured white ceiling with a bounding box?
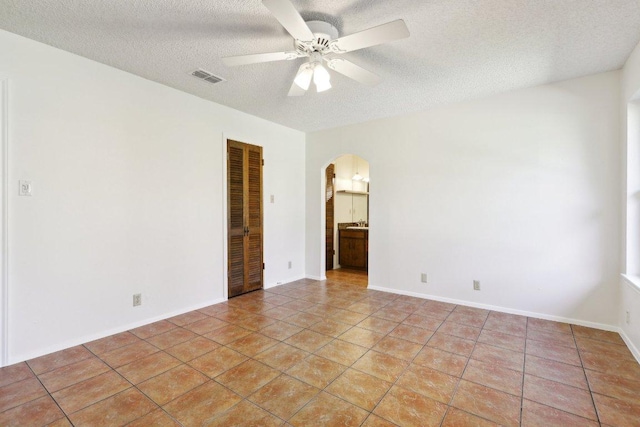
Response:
[1,0,640,132]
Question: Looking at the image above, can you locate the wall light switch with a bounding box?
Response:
[19,180,32,196]
[270,195,275,203]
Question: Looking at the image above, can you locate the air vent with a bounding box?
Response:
[190,69,225,84]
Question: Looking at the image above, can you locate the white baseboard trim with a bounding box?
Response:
[306,275,326,281]
[8,297,226,366]
[367,285,619,332]
[619,328,640,364]
[264,274,306,289]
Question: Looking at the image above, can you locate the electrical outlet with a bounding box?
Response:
[421,273,427,283]
[626,311,631,324]
[133,294,142,306]
[473,280,481,291]
[19,180,32,196]
[288,261,292,269]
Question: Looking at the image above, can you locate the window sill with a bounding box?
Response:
[621,274,640,294]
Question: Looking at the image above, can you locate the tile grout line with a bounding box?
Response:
[359,301,458,426]
[571,324,602,425]
[439,307,502,427]
[8,279,638,426]
[279,291,404,425]
[82,340,181,426]
[23,358,71,425]
[151,285,385,425]
[520,316,529,426]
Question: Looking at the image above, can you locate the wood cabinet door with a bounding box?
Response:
[339,230,368,270]
[227,140,263,298]
[351,238,366,268]
[339,234,351,267]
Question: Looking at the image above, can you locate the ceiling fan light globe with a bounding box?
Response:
[313,64,331,92]
[313,64,330,83]
[294,67,313,90]
[316,79,332,92]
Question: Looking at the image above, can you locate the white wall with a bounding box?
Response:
[0,30,305,365]
[621,38,640,360]
[307,71,621,328]
[621,279,640,360]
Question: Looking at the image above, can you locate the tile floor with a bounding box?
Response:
[1,276,640,426]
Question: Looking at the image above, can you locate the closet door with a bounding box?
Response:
[227,140,263,298]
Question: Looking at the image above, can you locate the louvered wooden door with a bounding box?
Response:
[227,140,263,298]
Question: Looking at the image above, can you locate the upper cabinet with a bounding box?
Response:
[334,154,369,224]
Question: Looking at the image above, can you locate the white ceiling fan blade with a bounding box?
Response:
[288,63,311,96]
[331,19,409,53]
[262,0,314,41]
[326,58,382,87]
[222,51,299,67]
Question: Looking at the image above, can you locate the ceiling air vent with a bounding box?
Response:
[190,69,225,84]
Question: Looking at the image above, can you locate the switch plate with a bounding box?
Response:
[473,280,481,291]
[19,180,32,196]
[421,273,427,283]
[270,195,275,203]
[626,311,631,324]
[288,261,292,269]
[133,294,142,306]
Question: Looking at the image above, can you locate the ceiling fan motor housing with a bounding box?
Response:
[294,20,339,54]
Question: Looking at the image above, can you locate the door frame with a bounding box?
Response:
[1,80,9,366]
[325,163,335,271]
[222,135,264,299]
[319,154,370,281]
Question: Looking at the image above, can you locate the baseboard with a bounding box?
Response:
[367,285,619,333]
[619,328,640,364]
[7,297,226,366]
[264,274,306,289]
[306,275,326,281]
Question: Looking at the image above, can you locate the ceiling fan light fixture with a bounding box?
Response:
[294,65,313,90]
[313,63,331,92]
[221,0,410,96]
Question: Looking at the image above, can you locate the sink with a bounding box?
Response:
[346,226,369,230]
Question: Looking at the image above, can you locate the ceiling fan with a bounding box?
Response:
[222,0,410,96]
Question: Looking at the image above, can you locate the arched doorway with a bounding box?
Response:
[324,154,369,286]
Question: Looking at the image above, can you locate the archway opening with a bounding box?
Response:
[323,154,369,287]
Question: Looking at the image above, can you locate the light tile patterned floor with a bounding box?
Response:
[1,275,640,426]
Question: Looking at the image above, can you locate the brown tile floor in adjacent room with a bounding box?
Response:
[326,268,368,287]
[1,277,640,426]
